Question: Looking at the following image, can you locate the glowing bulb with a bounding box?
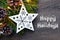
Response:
[19,2,22,5]
[7,6,11,9]
[0,23,3,25]
[26,0,31,3]
[19,4,22,5]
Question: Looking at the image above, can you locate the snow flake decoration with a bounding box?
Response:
[9,4,38,33]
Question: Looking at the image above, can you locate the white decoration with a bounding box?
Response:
[9,4,38,33]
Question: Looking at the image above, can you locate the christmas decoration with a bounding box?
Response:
[0,8,12,35]
[9,4,38,33]
[7,0,21,6]
[0,0,38,35]
[7,0,22,9]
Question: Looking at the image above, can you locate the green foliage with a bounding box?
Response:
[23,0,38,13]
[0,0,7,8]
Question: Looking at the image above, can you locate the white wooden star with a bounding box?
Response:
[9,4,38,33]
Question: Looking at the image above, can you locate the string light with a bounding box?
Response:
[19,4,22,6]
[7,6,11,9]
[19,1,22,6]
[26,0,31,3]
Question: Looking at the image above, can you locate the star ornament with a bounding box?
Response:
[9,4,38,33]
